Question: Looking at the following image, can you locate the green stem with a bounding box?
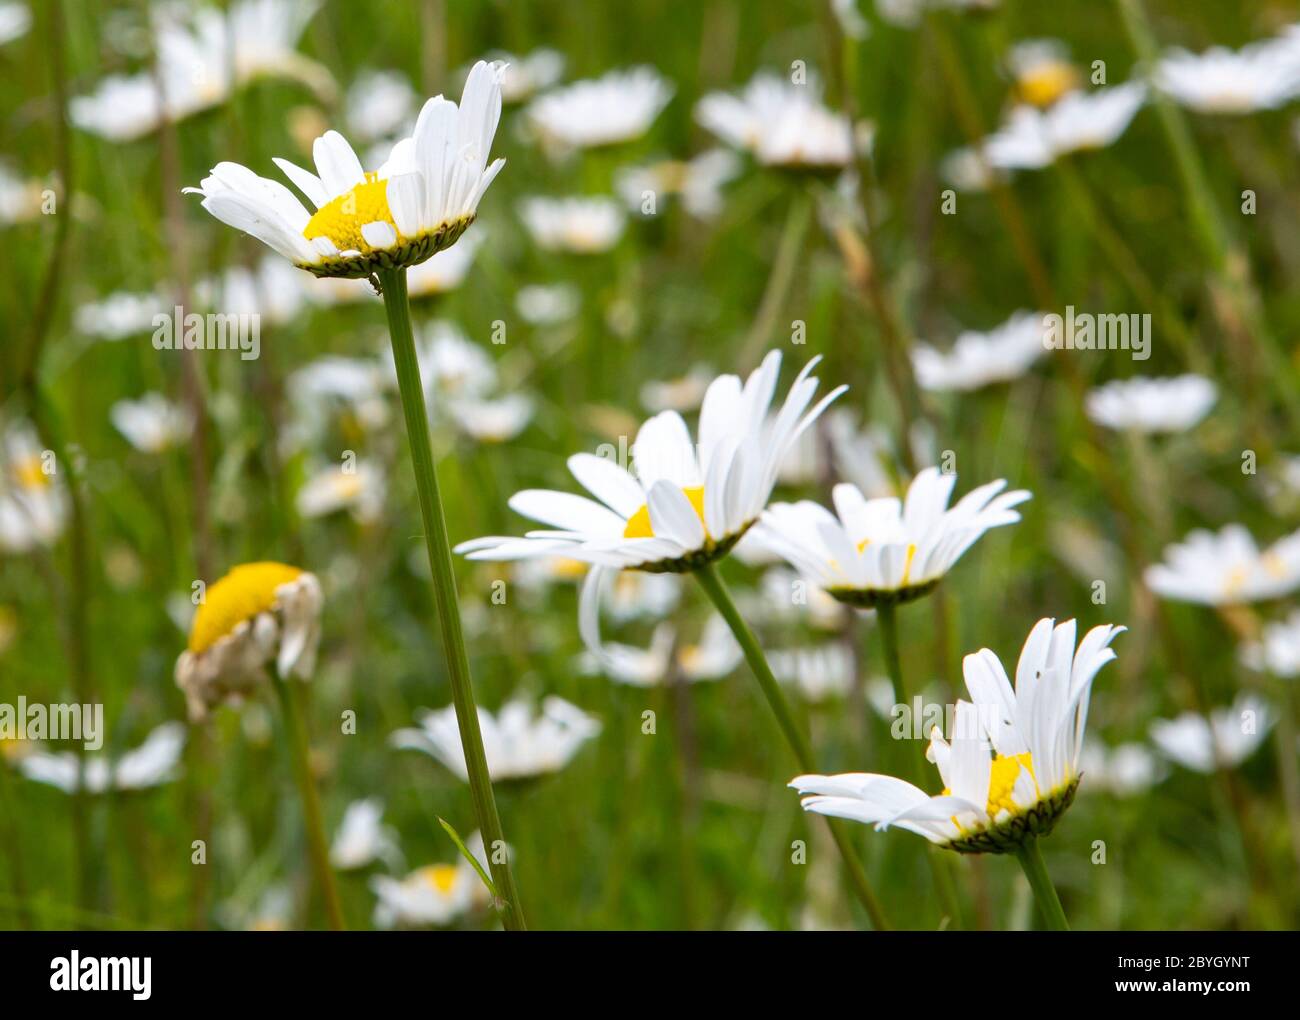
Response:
[377,265,527,932]
[740,189,811,366]
[1014,836,1070,931]
[694,562,890,930]
[270,669,345,931]
[876,600,964,928]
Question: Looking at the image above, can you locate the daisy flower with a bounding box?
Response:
[370,831,495,928]
[769,643,856,704]
[329,798,401,871]
[392,696,601,783]
[74,289,166,341]
[755,467,1031,609]
[456,352,845,652]
[696,72,854,170]
[1154,38,1300,114]
[185,60,504,281]
[526,67,672,149]
[515,283,580,326]
[519,196,626,254]
[981,83,1146,170]
[912,310,1049,393]
[1077,741,1166,797]
[344,69,418,142]
[616,149,741,219]
[15,723,186,794]
[110,393,193,454]
[408,320,497,398]
[584,615,741,686]
[1145,524,1300,606]
[1240,609,1300,678]
[1150,695,1273,773]
[1085,374,1217,433]
[0,423,67,554]
[1008,40,1080,109]
[447,394,535,444]
[792,618,1124,853]
[174,562,323,721]
[295,461,385,523]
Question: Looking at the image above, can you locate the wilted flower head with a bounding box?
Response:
[1150,695,1273,773]
[185,61,504,280]
[756,468,1030,608]
[174,562,323,721]
[1085,374,1216,433]
[1145,525,1300,606]
[393,696,600,782]
[792,618,1123,853]
[696,72,854,170]
[526,66,671,149]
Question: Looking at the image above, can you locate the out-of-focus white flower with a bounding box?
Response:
[370,831,497,928]
[1150,695,1273,773]
[757,468,1030,608]
[794,618,1123,853]
[526,67,671,149]
[406,233,481,298]
[825,410,897,500]
[110,393,194,453]
[1085,374,1216,434]
[75,289,166,340]
[409,321,497,399]
[770,643,855,703]
[345,69,417,141]
[1146,525,1300,606]
[185,61,502,280]
[286,354,391,442]
[1077,741,1166,797]
[0,423,67,553]
[584,615,741,686]
[1241,609,1300,678]
[174,562,323,721]
[640,364,715,414]
[607,570,681,623]
[515,283,580,326]
[447,394,534,444]
[330,798,401,871]
[296,461,385,523]
[876,0,998,28]
[1154,36,1300,114]
[754,566,847,631]
[981,83,1146,170]
[0,161,43,223]
[392,696,601,782]
[0,2,31,46]
[520,196,626,254]
[197,257,308,326]
[485,49,564,104]
[617,150,740,219]
[16,723,185,794]
[1008,39,1080,109]
[913,310,1048,393]
[831,0,870,40]
[697,72,854,169]
[71,0,330,141]
[941,146,1002,192]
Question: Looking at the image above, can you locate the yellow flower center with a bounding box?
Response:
[418,865,460,895]
[1018,63,1078,107]
[623,485,707,540]
[302,173,398,254]
[944,752,1036,824]
[331,472,363,501]
[13,456,50,490]
[188,562,304,654]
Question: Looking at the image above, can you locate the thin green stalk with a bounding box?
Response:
[740,189,811,366]
[377,265,526,932]
[875,600,964,928]
[271,669,345,931]
[694,562,890,930]
[1014,836,1069,931]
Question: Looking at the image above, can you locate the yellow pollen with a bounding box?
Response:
[418,865,460,895]
[13,456,50,490]
[623,485,707,540]
[944,752,1036,824]
[187,561,304,655]
[1018,63,1079,107]
[302,173,398,254]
